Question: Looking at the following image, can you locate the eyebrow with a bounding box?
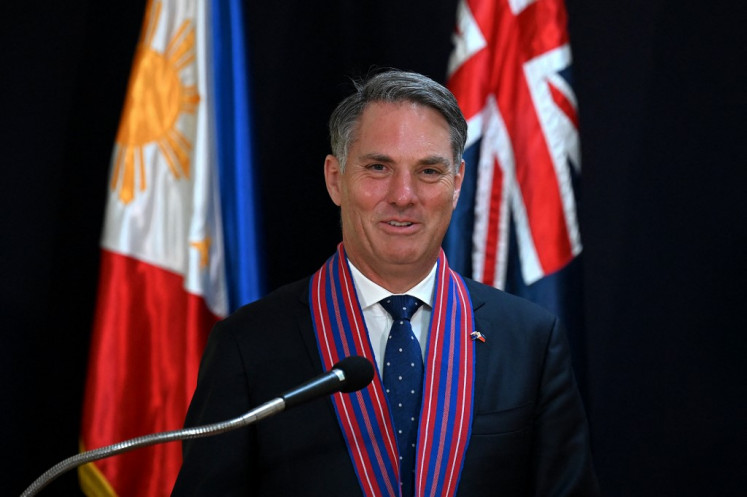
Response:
[359,153,452,168]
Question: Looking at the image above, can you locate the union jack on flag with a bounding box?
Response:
[444,0,582,296]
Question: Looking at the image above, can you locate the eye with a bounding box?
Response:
[419,165,450,181]
[366,163,387,172]
[418,158,451,178]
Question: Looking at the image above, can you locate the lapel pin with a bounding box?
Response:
[470,331,486,342]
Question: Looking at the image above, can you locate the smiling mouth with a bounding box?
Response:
[387,220,414,227]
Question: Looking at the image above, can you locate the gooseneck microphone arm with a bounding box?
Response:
[21,398,285,497]
[21,356,374,497]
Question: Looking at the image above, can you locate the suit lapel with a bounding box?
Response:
[294,280,325,374]
[466,281,490,413]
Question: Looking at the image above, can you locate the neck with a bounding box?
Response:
[346,256,435,294]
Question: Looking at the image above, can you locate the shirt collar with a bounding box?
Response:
[347,259,437,310]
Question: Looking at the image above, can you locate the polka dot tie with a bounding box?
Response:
[380,295,424,497]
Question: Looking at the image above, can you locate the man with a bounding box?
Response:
[172,70,598,496]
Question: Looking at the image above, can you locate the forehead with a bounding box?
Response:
[351,101,452,154]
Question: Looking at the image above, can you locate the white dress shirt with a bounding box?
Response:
[347,260,437,376]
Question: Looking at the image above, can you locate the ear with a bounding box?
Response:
[324,154,343,206]
[452,160,465,209]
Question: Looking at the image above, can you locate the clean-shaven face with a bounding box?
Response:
[324,101,464,290]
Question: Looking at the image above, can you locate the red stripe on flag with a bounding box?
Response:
[80,250,218,496]
[482,157,504,286]
[515,0,569,60]
[449,50,491,121]
[548,81,579,128]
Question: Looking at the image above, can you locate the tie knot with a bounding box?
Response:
[380,295,423,322]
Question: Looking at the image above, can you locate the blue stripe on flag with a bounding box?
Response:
[444,140,481,276]
[504,221,587,392]
[211,0,264,311]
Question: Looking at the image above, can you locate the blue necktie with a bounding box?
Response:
[381,295,424,497]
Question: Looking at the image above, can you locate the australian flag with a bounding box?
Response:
[444,0,585,381]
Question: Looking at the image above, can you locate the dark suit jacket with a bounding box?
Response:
[172,277,599,496]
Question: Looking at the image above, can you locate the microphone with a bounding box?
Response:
[21,355,374,497]
[282,355,374,408]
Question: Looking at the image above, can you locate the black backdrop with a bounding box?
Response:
[2,1,745,495]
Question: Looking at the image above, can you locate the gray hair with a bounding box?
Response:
[328,70,468,172]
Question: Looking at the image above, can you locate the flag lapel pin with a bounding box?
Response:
[470,331,486,342]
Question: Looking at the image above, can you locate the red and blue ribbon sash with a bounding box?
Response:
[310,243,475,497]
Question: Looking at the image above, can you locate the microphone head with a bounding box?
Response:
[333,356,375,393]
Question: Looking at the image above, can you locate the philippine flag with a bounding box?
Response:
[79,0,262,495]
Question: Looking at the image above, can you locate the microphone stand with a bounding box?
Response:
[20,398,285,497]
[21,355,374,497]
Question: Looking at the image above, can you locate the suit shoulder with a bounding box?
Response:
[461,278,568,376]
[217,277,311,333]
[462,276,558,325]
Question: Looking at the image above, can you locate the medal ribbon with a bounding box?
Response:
[309,243,475,497]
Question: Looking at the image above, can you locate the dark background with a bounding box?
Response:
[2,0,745,495]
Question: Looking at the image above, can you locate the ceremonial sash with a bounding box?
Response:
[309,243,475,497]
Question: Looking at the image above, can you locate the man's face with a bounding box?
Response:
[324,101,464,290]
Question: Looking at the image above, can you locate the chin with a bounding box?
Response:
[380,248,429,267]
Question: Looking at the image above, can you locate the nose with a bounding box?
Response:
[387,169,416,206]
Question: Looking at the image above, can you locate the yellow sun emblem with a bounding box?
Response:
[110,0,201,204]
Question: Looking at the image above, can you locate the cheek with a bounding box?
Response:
[426,188,458,212]
[340,188,377,225]
[348,183,384,210]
